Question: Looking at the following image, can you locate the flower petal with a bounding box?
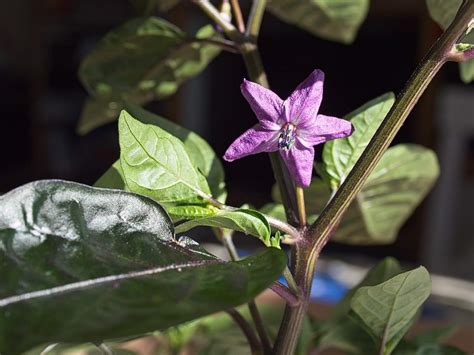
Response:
[223,124,279,162]
[241,79,284,130]
[280,142,315,187]
[298,114,353,148]
[283,69,324,125]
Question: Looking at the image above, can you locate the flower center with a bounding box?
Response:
[278,123,296,151]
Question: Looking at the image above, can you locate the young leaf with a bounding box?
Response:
[426,0,474,83]
[78,18,221,133]
[119,110,212,206]
[0,180,286,354]
[323,93,395,190]
[96,105,226,203]
[267,0,369,44]
[350,267,432,355]
[175,209,272,245]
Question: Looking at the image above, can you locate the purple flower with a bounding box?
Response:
[223,69,353,187]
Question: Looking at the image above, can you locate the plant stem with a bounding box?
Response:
[230,0,246,33]
[227,309,264,355]
[295,186,307,227]
[221,233,272,355]
[96,343,114,355]
[247,0,267,38]
[192,0,242,41]
[273,2,474,354]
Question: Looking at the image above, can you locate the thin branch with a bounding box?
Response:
[270,281,300,307]
[96,343,114,355]
[446,44,474,61]
[265,215,300,240]
[283,266,300,296]
[192,37,239,53]
[231,0,246,33]
[295,186,307,227]
[246,0,267,38]
[227,309,263,355]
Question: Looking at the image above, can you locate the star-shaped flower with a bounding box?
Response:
[223,69,353,187]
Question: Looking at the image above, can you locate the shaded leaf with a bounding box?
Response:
[267,0,369,43]
[323,93,395,190]
[350,267,431,354]
[0,180,286,354]
[119,110,211,206]
[78,18,221,134]
[94,160,126,190]
[175,209,272,245]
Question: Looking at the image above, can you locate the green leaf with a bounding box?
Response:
[278,144,439,245]
[333,144,439,244]
[323,93,395,190]
[411,325,458,346]
[119,110,211,206]
[96,105,226,202]
[0,180,286,354]
[350,267,432,355]
[130,0,180,14]
[175,209,272,245]
[426,0,474,83]
[78,18,221,134]
[266,0,369,44]
[332,257,403,321]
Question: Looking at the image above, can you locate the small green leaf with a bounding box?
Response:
[0,180,286,354]
[426,0,474,83]
[350,267,432,355]
[78,18,221,133]
[119,110,211,206]
[168,204,219,219]
[175,209,271,244]
[455,43,474,52]
[323,93,395,190]
[96,105,226,203]
[267,0,369,44]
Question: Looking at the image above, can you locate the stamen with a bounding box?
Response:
[278,123,296,150]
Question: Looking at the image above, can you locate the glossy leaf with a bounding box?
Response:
[0,180,286,354]
[175,209,272,245]
[323,93,395,190]
[119,110,211,206]
[78,18,221,134]
[351,267,431,355]
[96,105,226,202]
[267,0,369,44]
[426,0,474,83]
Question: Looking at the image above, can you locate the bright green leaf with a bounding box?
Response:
[96,105,226,202]
[266,0,369,44]
[0,180,286,354]
[351,267,432,355]
[119,110,212,206]
[78,18,221,134]
[175,209,271,244]
[323,93,395,190]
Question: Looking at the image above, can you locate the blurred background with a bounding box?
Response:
[0,0,472,341]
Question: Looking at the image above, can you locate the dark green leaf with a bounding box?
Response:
[411,325,458,346]
[78,18,221,133]
[350,267,432,354]
[119,110,212,206]
[0,180,286,354]
[267,0,369,43]
[175,209,272,244]
[323,93,395,190]
[426,0,474,83]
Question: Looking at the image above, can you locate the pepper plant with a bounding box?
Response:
[1,0,473,354]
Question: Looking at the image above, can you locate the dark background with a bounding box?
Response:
[0,0,472,279]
